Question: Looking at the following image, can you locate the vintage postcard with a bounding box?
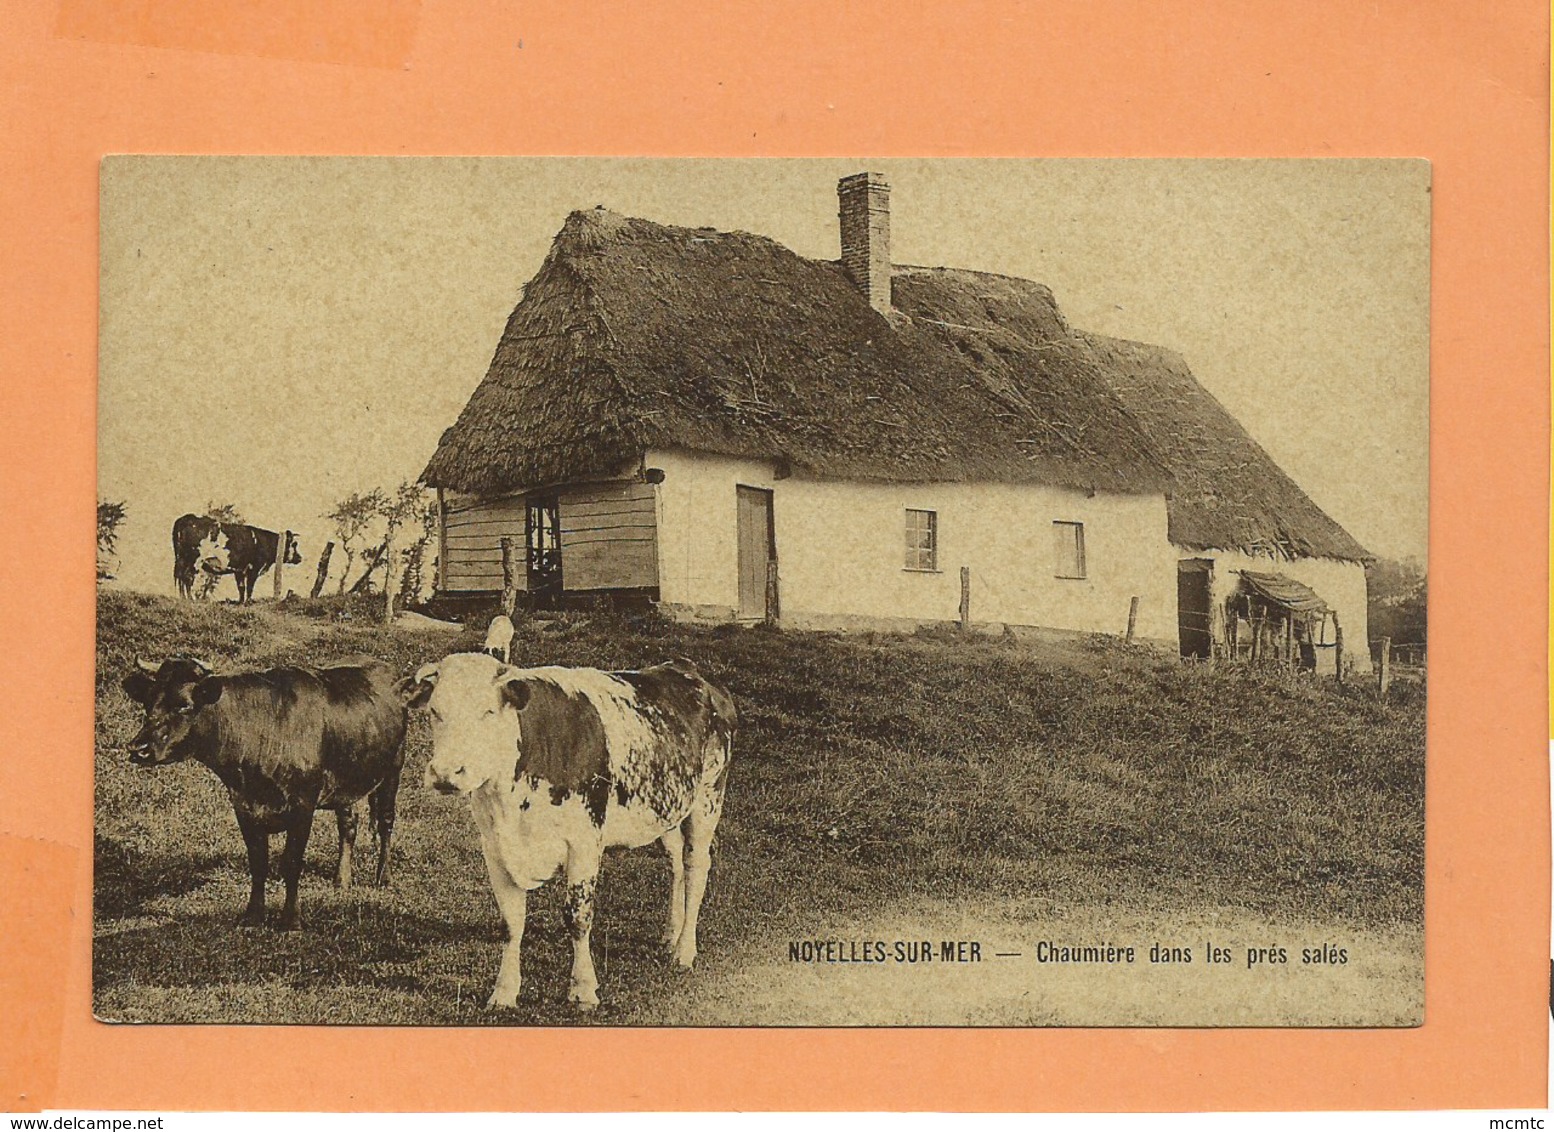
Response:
[93,157,1429,1028]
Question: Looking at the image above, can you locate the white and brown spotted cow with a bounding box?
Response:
[404,652,735,1010]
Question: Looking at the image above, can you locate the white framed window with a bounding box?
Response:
[905,508,938,571]
[1053,520,1086,579]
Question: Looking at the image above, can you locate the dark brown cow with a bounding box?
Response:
[122,656,408,930]
[172,514,301,603]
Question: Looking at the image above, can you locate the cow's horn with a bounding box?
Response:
[135,658,160,674]
[412,662,440,685]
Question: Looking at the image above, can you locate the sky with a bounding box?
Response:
[98,157,1430,595]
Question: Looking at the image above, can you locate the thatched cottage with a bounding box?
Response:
[422,173,1371,668]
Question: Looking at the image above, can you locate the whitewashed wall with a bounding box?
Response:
[1188,547,1373,673]
[649,448,1179,642]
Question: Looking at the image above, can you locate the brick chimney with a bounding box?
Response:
[838,172,891,314]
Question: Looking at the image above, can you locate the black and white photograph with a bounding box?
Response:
[95,157,1429,1026]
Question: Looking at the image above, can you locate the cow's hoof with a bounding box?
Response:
[235,910,265,929]
[569,987,601,1011]
[485,990,519,1010]
[278,914,302,932]
[673,951,697,970]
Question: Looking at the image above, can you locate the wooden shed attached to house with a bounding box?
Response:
[421,172,1371,664]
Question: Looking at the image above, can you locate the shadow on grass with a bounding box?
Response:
[91,865,713,1026]
[94,833,227,920]
[93,897,499,993]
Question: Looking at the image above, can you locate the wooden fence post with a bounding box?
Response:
[1126,596,1140,643]
[272,530,291,601]
[500,537,520,617]
[959,566,971,630]
[765,560,780,625]
[311,540,334,599]
[1378,635,1392,699]
[1284,614,1295,677]
[382,530,400,624]
[1332,612,1344,684]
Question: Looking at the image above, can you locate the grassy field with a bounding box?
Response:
[94,589,1425,1026]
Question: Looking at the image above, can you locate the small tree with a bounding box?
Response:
[377,482,432,615]
[203,500,245,525]
[96,499,127,582]
[325,489,385,594]
[1367,556,1427,649]
[400,495,440,604]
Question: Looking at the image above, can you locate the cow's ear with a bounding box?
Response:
[191,678,224,707]
[399,662,439,710]
[399,676,436,710]
[122,671,156,706]
[499,676,531,713]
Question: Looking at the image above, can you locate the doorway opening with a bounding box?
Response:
[526,495,562,609]
[1177,558,1213,658]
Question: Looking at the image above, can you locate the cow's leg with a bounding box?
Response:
[660,825,686,954]
[562,842,604,1010]
[478,838,528,1009]
[277,811,314,931]
[369,768,401,886]
[233,810,269,928]
[334,805,359,889]
[675,785,726,969]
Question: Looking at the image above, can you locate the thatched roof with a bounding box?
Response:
[1083,333,1370,561]
[1237,570,1331,613]
[422,208,1167,497]
[423,206,1368,562]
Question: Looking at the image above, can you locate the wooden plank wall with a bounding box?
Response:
[560,480,658,591]
[440,481,658,594]
[442,493,525,593]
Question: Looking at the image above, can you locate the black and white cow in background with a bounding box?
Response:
[403,651,735,1010]
[123,655,409,930]
[172,513,301,603]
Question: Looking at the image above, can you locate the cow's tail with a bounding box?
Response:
[705,677,737,748]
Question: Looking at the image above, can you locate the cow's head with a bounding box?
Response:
[403,652,533,796]
[196,532,231,574]
[121,657,222,767]
[283,531,303,567]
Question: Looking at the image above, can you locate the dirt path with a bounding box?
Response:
[651,896,1422,1027]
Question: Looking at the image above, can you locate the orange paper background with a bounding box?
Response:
[0,0,1548,1112]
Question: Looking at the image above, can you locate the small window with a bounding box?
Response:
[1053,521,1086,579]
[905,509,938,571]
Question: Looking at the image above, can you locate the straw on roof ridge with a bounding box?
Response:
[1082,332,1370,561]
[422,206,1367,562]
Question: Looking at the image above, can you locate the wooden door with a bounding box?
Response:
[736,486,775,620]
[1177,558,1213,658]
